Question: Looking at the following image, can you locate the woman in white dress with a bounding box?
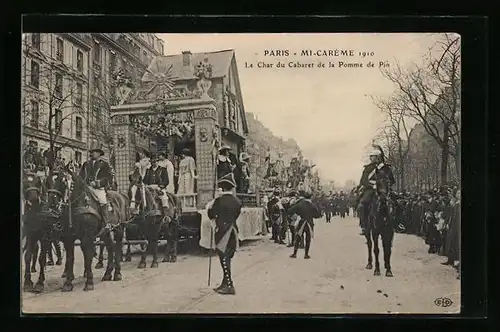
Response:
[177,148,197,194]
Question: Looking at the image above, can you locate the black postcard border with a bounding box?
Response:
[4,14,491,328]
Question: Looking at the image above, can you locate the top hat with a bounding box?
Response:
[218,145,231,152]
[89,139,104,156]
[218,173,236,189]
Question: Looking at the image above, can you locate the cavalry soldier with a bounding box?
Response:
[79,140,114,237]
[143,153,170,219]
[207,173,242,295]
[129,148,151,213]
[356,145,395,236]
[288,191,322,259]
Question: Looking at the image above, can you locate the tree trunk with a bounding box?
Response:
[440,124,451,185]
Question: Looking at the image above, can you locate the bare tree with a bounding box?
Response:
[22,35,88,172]
[372,94,412,191]
[380,33,461,185]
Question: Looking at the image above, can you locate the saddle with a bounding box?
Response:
[85,189,130,224]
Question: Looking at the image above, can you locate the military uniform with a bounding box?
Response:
[288,192,322,259]
[357,150,395,235]
[79,140,114,235]
[267,189,285,244]
[207,173,242,295]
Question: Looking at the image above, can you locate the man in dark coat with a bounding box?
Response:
[288,191,322,259]
[207,173,242,295]
[267,188,285,244]
[143,154,170,218]
[79,140,114,237]
[357,146,395,236]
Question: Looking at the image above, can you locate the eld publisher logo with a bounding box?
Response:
[434,297,453,307]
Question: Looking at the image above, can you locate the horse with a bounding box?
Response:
[22,171,66,293]
[364,176,395,277]
[61,170,129,292]
[123,170,182,267]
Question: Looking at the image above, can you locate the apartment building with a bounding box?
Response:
[22,33,164,165]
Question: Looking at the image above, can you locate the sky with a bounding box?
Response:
[158,33,442,185]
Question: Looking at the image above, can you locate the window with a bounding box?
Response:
[31,33,40,50]
[76,50,83,72]
[75,151,82,164]
[30,60,39,89]
[75,116,83,140]
[56,38,64,62]
[55,72,63,98]
[93,43,101,63]
[75,83,83,105]
[30,100,39,128]
[54,109,63,133]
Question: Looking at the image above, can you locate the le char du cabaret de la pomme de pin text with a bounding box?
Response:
[244,49,390,69]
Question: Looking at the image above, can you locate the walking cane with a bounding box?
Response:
[208,224,213,287]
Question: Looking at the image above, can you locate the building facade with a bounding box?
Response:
[22,33,164,166]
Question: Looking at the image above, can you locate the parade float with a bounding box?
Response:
[109,50,265,246]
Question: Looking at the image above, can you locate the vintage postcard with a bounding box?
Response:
[21,33,461,314]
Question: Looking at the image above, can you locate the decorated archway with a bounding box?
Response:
[110,58,221,210]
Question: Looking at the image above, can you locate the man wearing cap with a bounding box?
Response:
[157,151,175,194]
[79,140,114,236]
[357,146,395,236]
[288,191,322,259]
[143,154,171,219]
[207,173,242,295]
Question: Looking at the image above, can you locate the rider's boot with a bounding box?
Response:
[359,204,368,236]
[130,201,140,215]
[162,207,171,223]
[96,204,113,238]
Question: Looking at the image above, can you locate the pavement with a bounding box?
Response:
[21,213,460,314]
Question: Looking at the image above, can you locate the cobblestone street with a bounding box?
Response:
[22,214,460,314]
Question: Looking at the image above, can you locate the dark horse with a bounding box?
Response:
[364,176,395,277]
[61,170,130,292]
[124,169,182,267]
[23,171,66,293]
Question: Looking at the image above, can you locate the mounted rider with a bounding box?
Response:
[129,148,151,214]
[143,153,171,220]
[357,145,395,236]
[79,139,114,236]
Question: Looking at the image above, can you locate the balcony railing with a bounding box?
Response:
[177,193,197,212]
[236,193,258,207]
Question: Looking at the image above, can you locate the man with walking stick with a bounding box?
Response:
[207,173,242,295]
